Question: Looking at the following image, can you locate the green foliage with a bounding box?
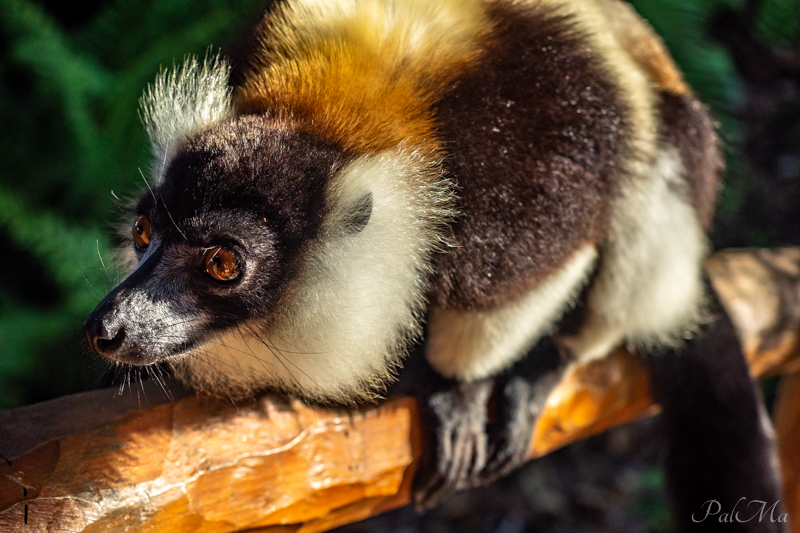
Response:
[0,0,265,408]
[628,0,743,139]
[755,0,800,47]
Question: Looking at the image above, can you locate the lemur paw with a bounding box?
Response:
[411,368,558,510]
[412,373,552,509]
[481,376,539,483]
[413,379,493,510]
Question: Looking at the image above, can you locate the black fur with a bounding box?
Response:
[658,91,723,230]
[646,288,786,532]
[144,115,343,322]
[429,3,627,311]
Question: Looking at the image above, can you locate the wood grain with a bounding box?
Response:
[1,247,799,532]
[706,247,800,377]
[1,392,420,533]
[529,348,659,458]
[775,372,800,533]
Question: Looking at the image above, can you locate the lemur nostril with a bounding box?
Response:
[94,329,126,354]
[83,316,126,355]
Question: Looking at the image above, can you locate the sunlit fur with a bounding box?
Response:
[235,0,489,154]
[423,0,709,378]
[540,0,708,359]
[140,54,233,175]
[570,149,709,360]
[130,0,713,400]
[175,149,455,403]
[598,0,688,96]
[427,246,598,380]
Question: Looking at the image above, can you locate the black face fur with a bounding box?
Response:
[84,115,343,365]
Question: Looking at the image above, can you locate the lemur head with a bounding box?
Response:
[83,115,353,365]
[81,55,447,403]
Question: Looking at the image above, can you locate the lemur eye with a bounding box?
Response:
[204,247,240,281]
[132,215,151,249]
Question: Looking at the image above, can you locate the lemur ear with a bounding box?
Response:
[340,192,373,235]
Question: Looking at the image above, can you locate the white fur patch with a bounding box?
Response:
[563,148,708,361]
[139,54,232,179]
[175,147,453,403]
[426,245,598,381]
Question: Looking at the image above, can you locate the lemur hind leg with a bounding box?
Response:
[646,287,786,532]
[413,247,595,508]
[480,338,563,484]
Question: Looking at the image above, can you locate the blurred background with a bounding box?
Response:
[0,0,798,530]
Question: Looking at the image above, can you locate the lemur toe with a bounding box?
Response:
[411,358,558,510]
[482,375,545,483]
[413,379,493,510]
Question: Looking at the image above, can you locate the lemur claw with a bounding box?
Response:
[413,379,493,510]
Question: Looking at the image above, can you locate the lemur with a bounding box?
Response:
[83,0,785,528]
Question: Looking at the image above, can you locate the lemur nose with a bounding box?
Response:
[83,316,126,355]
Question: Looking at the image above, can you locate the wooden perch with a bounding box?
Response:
[706,247,800,376]
[2,247,800,533]
[776,372,800,533]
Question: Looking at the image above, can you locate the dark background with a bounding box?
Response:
[0,0,798,530]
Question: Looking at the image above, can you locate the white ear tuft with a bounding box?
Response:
[139,53,232,176]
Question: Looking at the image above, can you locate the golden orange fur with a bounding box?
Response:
[234,0,490,154]
[600,0,688,95]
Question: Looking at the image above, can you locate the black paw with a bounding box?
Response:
[482,372,557,483]
[482,377,537,483]
[413,379,493,510]
[405,337,562,511]
[412,372,554,510]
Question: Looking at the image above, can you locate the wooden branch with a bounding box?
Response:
[2,247,800,533]
[0,387,421,533]
[775,371,800,533]
[706,247,800,377]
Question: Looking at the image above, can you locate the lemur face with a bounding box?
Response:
[83,115,342,366]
